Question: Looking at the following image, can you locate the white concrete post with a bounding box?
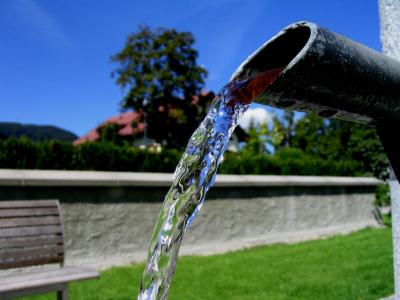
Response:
[379,1,400,298]
[389,169,400,298]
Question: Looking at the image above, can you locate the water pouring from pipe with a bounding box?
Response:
[137,68,283,300]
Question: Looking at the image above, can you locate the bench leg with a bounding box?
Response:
[57,286,68,300]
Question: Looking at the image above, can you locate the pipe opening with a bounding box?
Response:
[241,26,311,79]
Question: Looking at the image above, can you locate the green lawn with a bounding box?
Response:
[23,228,393,300]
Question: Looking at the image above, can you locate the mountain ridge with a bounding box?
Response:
[0,122,78,142]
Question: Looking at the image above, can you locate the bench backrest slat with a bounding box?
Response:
[0,200,65,270]
[0,216,61,228]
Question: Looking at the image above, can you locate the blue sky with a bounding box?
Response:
[0,0,381,136]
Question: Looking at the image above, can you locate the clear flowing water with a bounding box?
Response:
[137,68,283,300]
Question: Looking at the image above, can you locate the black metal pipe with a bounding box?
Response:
[232,21,400,178]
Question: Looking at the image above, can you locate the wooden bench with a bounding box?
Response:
[0,200,100,299]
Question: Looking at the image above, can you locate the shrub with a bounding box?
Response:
[0,137,39,169]
[375,184,391,207]
[0,138,371,177]
[0,138,181,173]
[219,147,364,177]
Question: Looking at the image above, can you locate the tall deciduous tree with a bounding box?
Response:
[270,111,295,150]
[110,25,209,148]
[291,113,388,179]
[243,120,270,155]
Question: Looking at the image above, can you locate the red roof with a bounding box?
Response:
[74,111,143,145]
[74,91,216,145]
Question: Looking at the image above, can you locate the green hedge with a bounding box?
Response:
[0,138,367,176]
[219,148,364,177]
[0,138,180,173]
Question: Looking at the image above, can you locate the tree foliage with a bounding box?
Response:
[270,111,295,150]
[242,121,270,156]
[272,113,389,179]
[110,25,209,148]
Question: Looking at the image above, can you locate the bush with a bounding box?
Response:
[0,137,39,169]
[375,184,391,207]
[219,147,364,177]
[0,138,371,177]
[0,138,181,173]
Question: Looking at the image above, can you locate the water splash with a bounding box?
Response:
[137,68,283,300]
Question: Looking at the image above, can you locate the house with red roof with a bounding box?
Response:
[74,92,248,151]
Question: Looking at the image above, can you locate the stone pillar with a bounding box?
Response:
[380,0,400,59]
[379,2,400,298]
[389,169,400,299]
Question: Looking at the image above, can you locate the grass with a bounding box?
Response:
[22,228,393,300]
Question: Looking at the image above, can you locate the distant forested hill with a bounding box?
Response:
[0,122,78,142]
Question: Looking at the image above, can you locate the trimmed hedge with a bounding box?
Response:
[0,137,366,176]
[219,148,364,177]
[0,138,180,173]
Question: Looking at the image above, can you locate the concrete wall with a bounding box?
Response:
[0,169,381,269]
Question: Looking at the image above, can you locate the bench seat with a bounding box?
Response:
[0,266,99,298]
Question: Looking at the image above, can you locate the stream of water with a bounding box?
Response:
[137,68,283,300]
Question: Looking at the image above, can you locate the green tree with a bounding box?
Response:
[327,119,388,179]
[269,111,296,150]
[243,119,270,155]
[98,124,124,145]
[292,113,388,179]
[111,25,209,148]
[270,116,285,149]
[282,111,295,148]
[291,113,326,156]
